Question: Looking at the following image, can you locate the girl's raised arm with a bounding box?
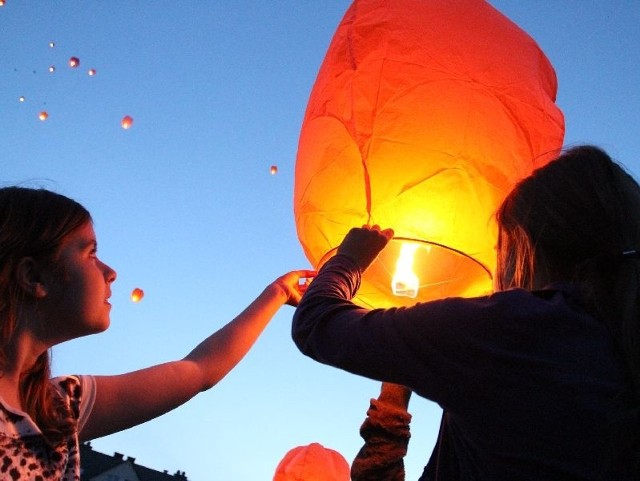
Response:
[79,270,313,441]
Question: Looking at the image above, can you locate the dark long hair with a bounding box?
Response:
[495,145,640,474]
[0,186,91,444]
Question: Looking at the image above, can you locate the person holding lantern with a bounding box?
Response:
[0,185,313,480]
[292,145,640,480]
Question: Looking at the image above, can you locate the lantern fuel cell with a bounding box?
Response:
[392,243,420,298]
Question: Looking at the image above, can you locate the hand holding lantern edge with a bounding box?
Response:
[336,225,394,273]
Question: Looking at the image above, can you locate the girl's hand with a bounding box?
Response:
[272,270,316,307]
[337,225,394,272]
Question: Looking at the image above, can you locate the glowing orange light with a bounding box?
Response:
[392,243,420,298]
[131,288,144,302]
[68,57,80,68]
[48,65,55,73]
[270,165,278,175]
[0,1,6,7]
[88,68,96,76]
[294,0,565,308]
[38,111,48,121]
[121,115,133,129]
[274,443,350,480]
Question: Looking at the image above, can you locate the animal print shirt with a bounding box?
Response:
[0,375,96,481]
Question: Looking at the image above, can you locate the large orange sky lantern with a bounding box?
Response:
[294,0,565,308]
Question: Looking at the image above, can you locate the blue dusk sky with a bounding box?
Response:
[1,1,639,480]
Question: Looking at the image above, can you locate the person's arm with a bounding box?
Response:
[80,270,313,441]
[292,225,396,368]
[351,382,413,481]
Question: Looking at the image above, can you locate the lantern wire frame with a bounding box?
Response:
[318,237,493,309]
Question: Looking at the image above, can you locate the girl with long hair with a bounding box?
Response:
[293,145,640,480]
[0,186,312,480]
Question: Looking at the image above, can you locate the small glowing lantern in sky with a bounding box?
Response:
[88,68,96,76]
[48,65,55,73]
[294,0,564,308]
[69,57,80,68]
[121,115,134,129]
[38,111,48,121]
[270,165,278,175]
[131,288,144,303]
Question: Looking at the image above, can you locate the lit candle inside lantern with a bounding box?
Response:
[392,243,420,298]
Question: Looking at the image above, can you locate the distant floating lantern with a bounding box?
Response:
[68,57,80,68]
[48,41,55,48]
[0,1,5,7]
[121,115,133,129]
[294,0,564,308]
[18,96,25,102]
[48,65,55,73]
[270,165,278,175]
[131,288,144,303]
[88,68,96,76]
[38,111,48,121]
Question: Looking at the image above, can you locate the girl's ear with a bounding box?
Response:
[16,257,48,298]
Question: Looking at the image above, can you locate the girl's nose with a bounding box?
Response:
[103,261,117,283]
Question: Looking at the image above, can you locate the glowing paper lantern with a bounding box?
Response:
[130,288,144,302]
[48,41,55,48]
[88,68,96,76]
[294,0,564,308]
[48,65,55,73]
[121,115,134,129]
[273,443,350,481]
[18,96,25,102]
[68,57,80,68]
[38,111,48,121]
[270,165,278,175]
[0,1,5,7]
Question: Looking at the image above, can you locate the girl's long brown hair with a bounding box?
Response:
[495,145,640,474]
[0,187,91,444]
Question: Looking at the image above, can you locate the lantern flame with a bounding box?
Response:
[391,243,420,298]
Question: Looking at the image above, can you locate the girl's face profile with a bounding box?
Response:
[41,222,117,344]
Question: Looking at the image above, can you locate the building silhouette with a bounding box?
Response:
[80,442,189,481]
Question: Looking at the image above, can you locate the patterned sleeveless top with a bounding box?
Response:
[0,375,95,481]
